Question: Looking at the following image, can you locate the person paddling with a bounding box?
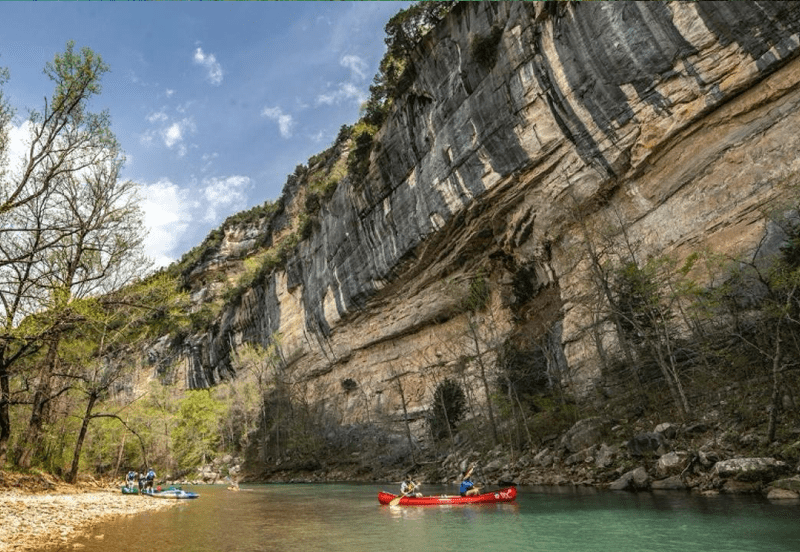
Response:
[460,465,480,497]
[400,475,422,498]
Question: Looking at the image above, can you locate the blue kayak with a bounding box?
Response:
[145,487,199,499]
[123,485,199,499]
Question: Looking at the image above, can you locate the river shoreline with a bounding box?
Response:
[0,472,178,552]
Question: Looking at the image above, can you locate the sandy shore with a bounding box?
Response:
[0,488,178,551]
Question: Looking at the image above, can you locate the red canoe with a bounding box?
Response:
[379,486,517,506]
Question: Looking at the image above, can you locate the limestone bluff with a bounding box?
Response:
[153,2,800,440]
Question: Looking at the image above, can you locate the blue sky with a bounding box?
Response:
[0,1,409,268]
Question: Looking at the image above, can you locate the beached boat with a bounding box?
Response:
[145,487,199,499]
[378,486,516,506]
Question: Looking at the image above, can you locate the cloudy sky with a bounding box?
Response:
[0,1,409,269]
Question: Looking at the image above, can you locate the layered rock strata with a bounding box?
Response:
[167,2,800,427]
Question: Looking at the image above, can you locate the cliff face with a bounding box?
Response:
[162,2,800,429]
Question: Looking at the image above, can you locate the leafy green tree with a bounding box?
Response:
[63,274,187,483]
[171,390,225,471]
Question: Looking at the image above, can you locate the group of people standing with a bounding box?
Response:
[125,468,157,493]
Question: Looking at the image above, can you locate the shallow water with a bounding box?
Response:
[66,484,800,552]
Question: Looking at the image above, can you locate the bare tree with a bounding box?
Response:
[387,368,417,465]
[0,42,142,468]
[18,152,148,467]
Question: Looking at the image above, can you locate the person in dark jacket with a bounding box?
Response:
[144,468,156,493]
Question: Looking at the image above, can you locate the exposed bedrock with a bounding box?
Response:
[170,2,800,422]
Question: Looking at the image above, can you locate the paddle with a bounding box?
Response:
[389,490,410,506]
[389,479,422,506]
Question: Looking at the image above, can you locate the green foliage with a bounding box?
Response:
[461,272,490,313]
[346,120,382,183]
[169,201,279,285]
[613,261,664,342]
[346,2,454,184]
[215,379,260,456]
[171,390,226,471]
[45,40,109,113]
[223,233,300,307]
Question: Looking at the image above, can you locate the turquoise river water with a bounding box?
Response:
[63,484,799,552]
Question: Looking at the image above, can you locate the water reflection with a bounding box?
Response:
[63,484,800,552]
[383,500,520,521]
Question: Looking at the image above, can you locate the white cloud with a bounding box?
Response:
[147,110,168,124]
[137,174,251,268]
[201,175,251,222]
[200,152,218,173]
[5,121,32,176]
[166,89,175,98]
[139,178,196,268]
[139,132,155,147]
[261,107,294,138]
[152,117,196,155]
[340,55,368,80]
[316,82,367,106]
[193,47,223,86]
[162,122,183,148]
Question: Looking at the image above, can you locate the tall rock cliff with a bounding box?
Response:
[161,2,800,434]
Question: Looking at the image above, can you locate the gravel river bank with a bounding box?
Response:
[0,472,178,552]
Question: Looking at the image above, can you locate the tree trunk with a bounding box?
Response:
[113,419,128,479]
[396,376,416,465]
[0,356,10,466]
[67,392,97,484]
[767,321,783,443]
[468,321,499,446]
[18,335,61,468]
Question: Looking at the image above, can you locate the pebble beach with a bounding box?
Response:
[0,473,177,551]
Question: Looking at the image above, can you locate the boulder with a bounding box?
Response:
[560,417,610,453]
[533,447,554,468]
[767,488,800,500]
[484,459,505,472]
[768,476,800,492]
[627,432,665,457]
[698,450,720,468]
[595,444,617,469]
[657,451,686,477]
[651,476,687,490]
[721,480,762,494]
[566,446,596,466]
[714,458,790,482]
[654,423,677,440]
[609,467,650,491]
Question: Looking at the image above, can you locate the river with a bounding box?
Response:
[66,484,799,551]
